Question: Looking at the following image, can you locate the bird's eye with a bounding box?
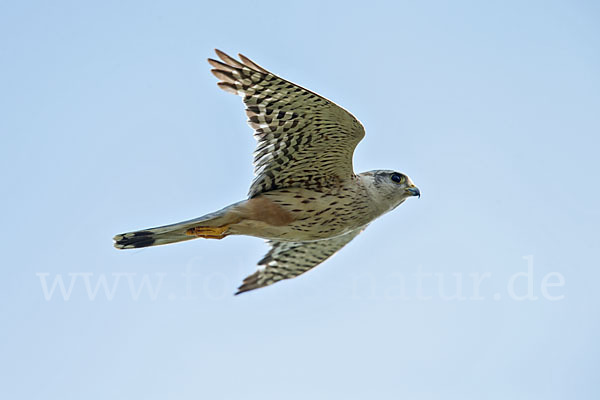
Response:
[391,173,403,183]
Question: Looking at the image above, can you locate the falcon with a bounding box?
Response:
[113,49,420,294]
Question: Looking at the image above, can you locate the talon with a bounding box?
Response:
[185,225,230,239]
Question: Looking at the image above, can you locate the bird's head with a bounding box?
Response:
[360,170,420,213]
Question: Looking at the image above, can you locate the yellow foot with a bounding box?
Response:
[185,225,229,239]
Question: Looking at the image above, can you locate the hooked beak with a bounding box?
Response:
[406,186,420,198]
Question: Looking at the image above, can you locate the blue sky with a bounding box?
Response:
[1,1,599,399]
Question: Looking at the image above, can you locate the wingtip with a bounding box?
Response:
[234,274,263,295]
[213,49,245,68]
[238,53,268,73]
[217,81,238,94]
[214,48,229,61]
[234,284,253,295]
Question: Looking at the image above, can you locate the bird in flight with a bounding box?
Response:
[114,49,420,294]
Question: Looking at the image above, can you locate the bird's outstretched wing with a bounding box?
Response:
[208,49,366,198]
[236,227,365,294]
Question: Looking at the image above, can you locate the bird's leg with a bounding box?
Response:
[185,225,230,240]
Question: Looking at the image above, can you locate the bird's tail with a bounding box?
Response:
[113,202,243,249]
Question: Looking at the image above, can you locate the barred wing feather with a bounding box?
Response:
[208,49,365,197]
[236,228,365,294]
